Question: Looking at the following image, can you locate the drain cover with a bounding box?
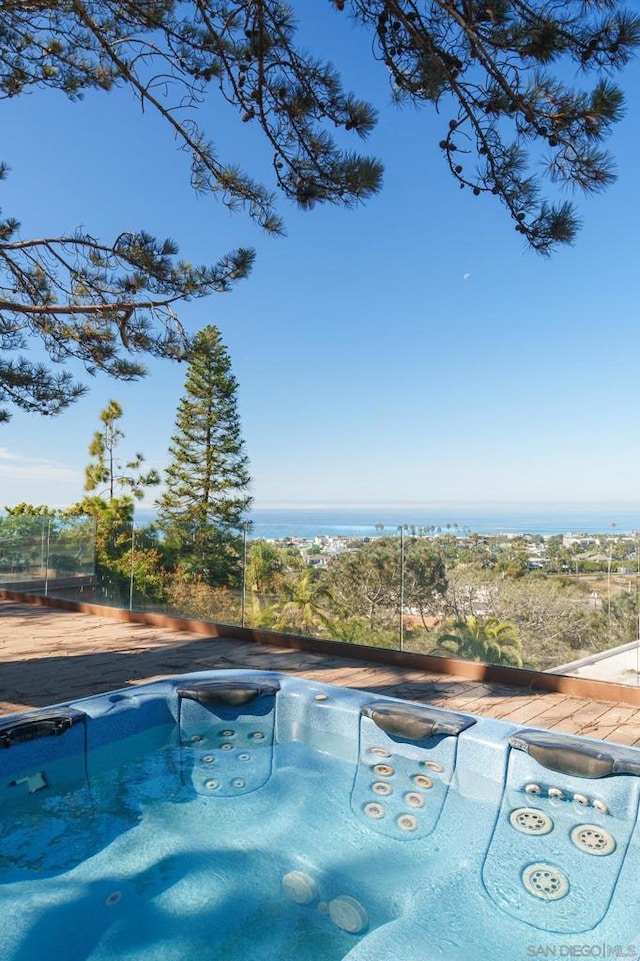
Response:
[329,896,368,934]
[571,824,616,856]
[510,808,554,836]
[282,871,319,905]
[522,863,569,901]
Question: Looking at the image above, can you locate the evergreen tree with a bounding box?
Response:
[157,325,252,585]
[66,400,163,603]
[84,399,160,501]
[1,2,638,420]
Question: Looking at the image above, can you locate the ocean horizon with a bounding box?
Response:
[133,502,640,539]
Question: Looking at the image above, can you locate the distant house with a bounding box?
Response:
[561,535,596,548]
[306,556,327,568]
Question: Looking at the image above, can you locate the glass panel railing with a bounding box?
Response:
[0,515,95,596]
[1,512,638,687]
[89,518,245,623]
[47,516,95,590]
[0,514,49,589]
[233,520,640,686]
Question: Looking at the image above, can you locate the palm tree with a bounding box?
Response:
[245,594,280,630]
[246,540,286,594]
[435,615,523,667]
[274,571,331,636]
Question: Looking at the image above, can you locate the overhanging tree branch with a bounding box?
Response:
[0,1,638,419]
[350,0,638,251]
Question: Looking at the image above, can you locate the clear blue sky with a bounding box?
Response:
[2,7,640,511]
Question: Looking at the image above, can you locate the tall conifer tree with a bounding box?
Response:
[157,325,252,585]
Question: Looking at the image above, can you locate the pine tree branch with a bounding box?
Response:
[0,1,637,417]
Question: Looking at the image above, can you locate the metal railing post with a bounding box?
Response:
[129,522,135,611]
[399,524,405,652]
[44,518,51,597]
[241,522,249,627]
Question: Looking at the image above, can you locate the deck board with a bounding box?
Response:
[2,599,640,746]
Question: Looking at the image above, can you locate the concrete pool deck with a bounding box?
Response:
[2,598,640,747]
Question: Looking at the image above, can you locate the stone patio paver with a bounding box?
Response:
[2,599,640,747]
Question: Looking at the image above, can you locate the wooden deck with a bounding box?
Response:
[2,599,640,746]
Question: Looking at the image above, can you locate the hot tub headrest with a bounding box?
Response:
[177,678,280,707]
[0,708,86,749]
[510,730,640,779]
[362,701,475,741]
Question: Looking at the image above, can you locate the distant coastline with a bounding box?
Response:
[133,503,640,538]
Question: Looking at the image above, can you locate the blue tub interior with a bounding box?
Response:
[1,670,639,961]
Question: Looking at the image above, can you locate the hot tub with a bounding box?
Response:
[1,671,639,960]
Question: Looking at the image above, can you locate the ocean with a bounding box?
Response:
[135,503,640,539]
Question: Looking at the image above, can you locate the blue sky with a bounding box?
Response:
[2,7,640,511]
